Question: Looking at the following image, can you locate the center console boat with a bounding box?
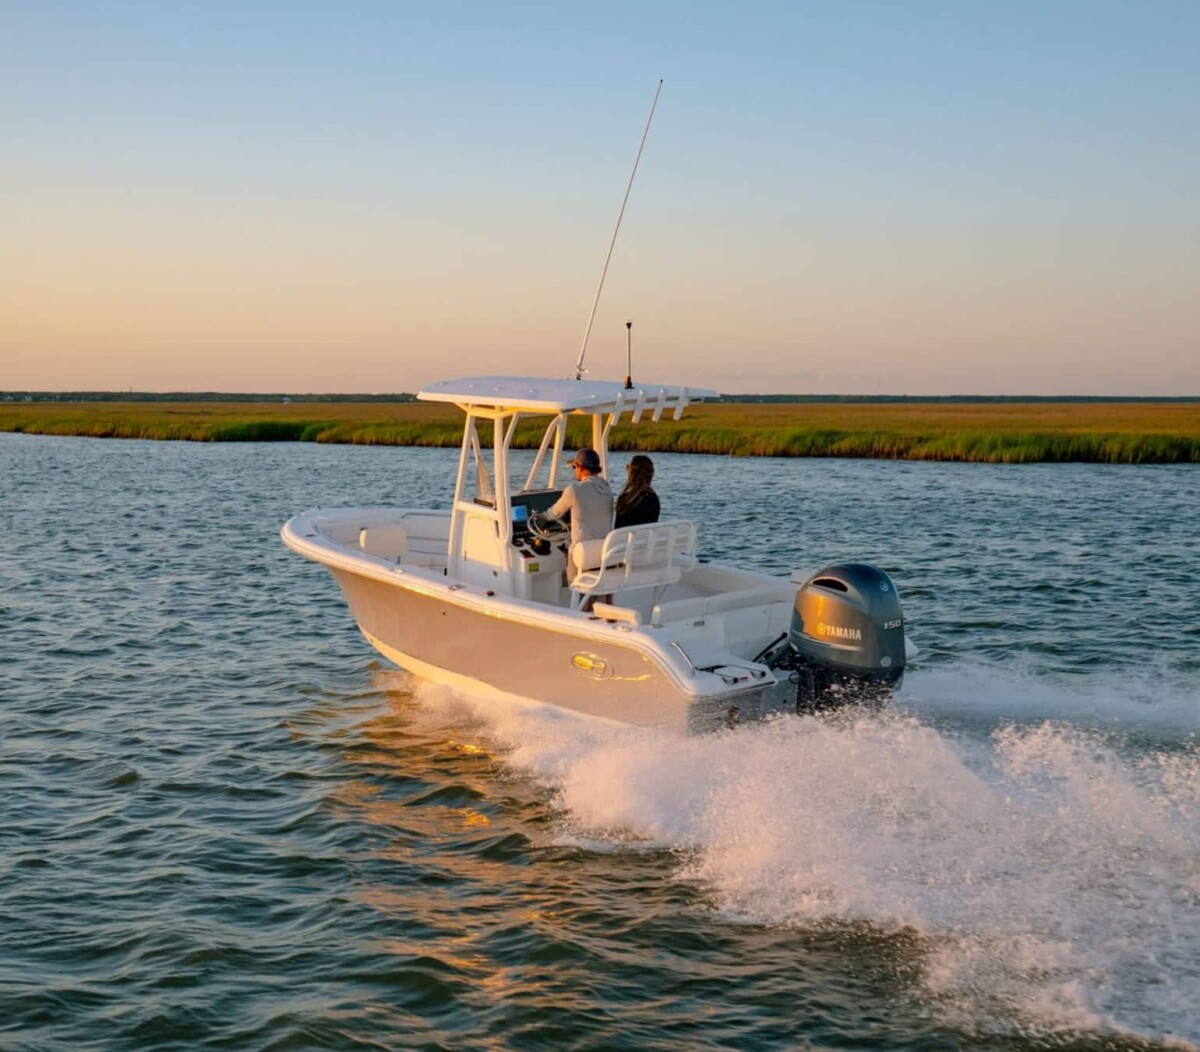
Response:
[282,376,914,732]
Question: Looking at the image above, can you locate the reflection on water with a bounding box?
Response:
[0,433,1197,1051]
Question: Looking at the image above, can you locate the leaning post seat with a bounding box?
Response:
[569,520,698,611]
[568,539,612,576]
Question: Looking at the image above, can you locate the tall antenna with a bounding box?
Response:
[624,321,633,389]
[574,78,663,381]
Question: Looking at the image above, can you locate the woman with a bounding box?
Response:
[614,454,660,529]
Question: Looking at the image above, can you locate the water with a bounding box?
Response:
[1,432,1197,1051]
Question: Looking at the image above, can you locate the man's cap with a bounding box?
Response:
[571,448,601,472]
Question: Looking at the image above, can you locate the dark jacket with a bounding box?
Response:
[614,489,660,529]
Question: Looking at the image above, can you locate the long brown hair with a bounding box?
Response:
[616,454,655,516]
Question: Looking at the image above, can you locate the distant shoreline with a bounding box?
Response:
[3,400,1198,464]
[3,391,1199,404]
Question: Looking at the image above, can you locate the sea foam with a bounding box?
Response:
[407,669,1200,1046]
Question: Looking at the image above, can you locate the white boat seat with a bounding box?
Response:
[590,602,643,627]
[569,520,698,611]
[357,523,408,561]
[569,538,617,575]
[650,583,795,627]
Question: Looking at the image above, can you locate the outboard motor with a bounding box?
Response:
[765,563,906,713]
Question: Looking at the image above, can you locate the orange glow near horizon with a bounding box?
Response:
[3,6,1197,396]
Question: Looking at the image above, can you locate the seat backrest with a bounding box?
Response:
[569,520,698,609]
[625,519,694,561]
[599,520,697,590]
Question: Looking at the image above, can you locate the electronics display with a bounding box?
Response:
[510,489,562,545]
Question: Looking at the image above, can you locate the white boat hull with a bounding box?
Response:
[283,509,788,733]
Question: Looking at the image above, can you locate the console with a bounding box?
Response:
[510,488,562,546]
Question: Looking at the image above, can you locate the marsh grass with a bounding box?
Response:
[3,401,1198,463]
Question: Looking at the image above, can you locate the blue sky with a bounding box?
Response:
[3,1,1197,393]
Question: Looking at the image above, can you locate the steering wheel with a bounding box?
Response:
[527,512,569,542]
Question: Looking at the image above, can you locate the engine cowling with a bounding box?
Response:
[783,563,906,712]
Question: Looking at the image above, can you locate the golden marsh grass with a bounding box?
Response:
[2,400,1198,463]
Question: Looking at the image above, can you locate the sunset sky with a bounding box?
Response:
[3,1,1197,395]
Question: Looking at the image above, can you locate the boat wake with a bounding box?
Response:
[903,659,1200,739]
[406,664,1200,1048]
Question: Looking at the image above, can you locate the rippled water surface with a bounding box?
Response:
[2,433,1198,1051]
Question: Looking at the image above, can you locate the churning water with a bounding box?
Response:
[1,432,1197,1050]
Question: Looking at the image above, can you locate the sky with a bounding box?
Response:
[2,1,1198,396]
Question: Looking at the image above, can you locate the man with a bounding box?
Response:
[544,448,613,547]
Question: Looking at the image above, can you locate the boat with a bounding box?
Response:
[282,375,915,733]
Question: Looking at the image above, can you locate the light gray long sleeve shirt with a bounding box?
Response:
[547,474,614,547]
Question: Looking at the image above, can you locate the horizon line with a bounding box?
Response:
[4,391,1200,404]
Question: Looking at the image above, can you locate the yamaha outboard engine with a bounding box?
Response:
[765,563,906,713]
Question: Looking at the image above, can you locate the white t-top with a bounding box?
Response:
[417,375,716,413]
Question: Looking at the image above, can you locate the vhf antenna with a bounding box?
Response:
[574,79,663,382]
[624,321,633,389]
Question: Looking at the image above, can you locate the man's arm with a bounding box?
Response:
[545,483,576,522]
